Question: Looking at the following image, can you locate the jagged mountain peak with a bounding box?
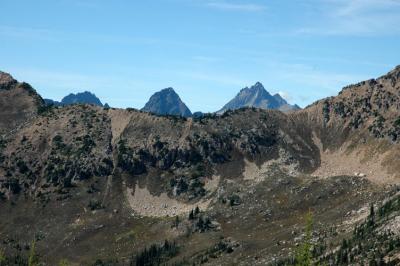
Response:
[219,82,299,113]
[61,91,103,106]
[142,87,192,117]
[240,82,267,93]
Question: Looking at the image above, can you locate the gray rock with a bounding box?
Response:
[142,87,192,117]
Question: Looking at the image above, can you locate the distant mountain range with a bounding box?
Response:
[218,82,300,114]
[45,91,105,107]
[43,83,300,116]
[142,83,300,117]
[141,87,192,117]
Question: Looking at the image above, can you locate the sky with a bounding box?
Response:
[1,0,400,112]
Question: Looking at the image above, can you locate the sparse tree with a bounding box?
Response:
[28,240,39,266]
[189,209,194,220]
[295,211,313,266]
[0,249,5,266]
[173,215,180,228]
[59,259,69,266]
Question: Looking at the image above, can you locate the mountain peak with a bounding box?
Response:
[241,82,265,92]
[254,81,264,88]
[142,88,192,117]
[159,87,179,95]
[61,91,103,106]
[219,82,299,113]
[0,71,17,89]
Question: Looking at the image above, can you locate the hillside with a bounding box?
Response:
[0,67,400,265]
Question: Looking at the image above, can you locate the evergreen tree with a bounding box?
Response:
[59,259,69,266]
[173,215,180,228]
[295,211,313,266]
[28,240,39,266]
[189,210,194,220]
[0,249,5,266]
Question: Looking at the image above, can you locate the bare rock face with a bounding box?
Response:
[142,87,192,117]
[218,82,300,113]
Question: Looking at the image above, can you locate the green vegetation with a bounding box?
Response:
[322,101,330,124]
[28,241,38,266]
[58,259,69,266]
[333,101,347,118]
[295,212,313,266]
[37,104,55,115]
[187,207,214,233]
[316,201,400,265]
[275,196,400,265]
[134,240,179,266]
[88,199,104,210]
[117,140,146,176]
[3,177,21,194]
[0,249,6,266]
[16,159,29,174]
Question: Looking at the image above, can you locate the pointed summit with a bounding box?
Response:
[218,82,300,113]
[142,87,192,117]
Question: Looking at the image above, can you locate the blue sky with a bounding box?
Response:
[1,0,400,111]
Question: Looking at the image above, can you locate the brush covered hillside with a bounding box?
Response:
[0,67,400,265]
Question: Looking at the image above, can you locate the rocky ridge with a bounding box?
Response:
[0,67,400,265]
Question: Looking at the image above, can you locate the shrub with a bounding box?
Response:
[88,199,103,210]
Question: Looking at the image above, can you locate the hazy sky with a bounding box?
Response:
[1,0,400,111]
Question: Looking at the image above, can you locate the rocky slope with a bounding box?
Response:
[0,71,44,136]
[298,65,400,183]
[0,67,400,265]
[142,87,192,117]
[218,82,300,113]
